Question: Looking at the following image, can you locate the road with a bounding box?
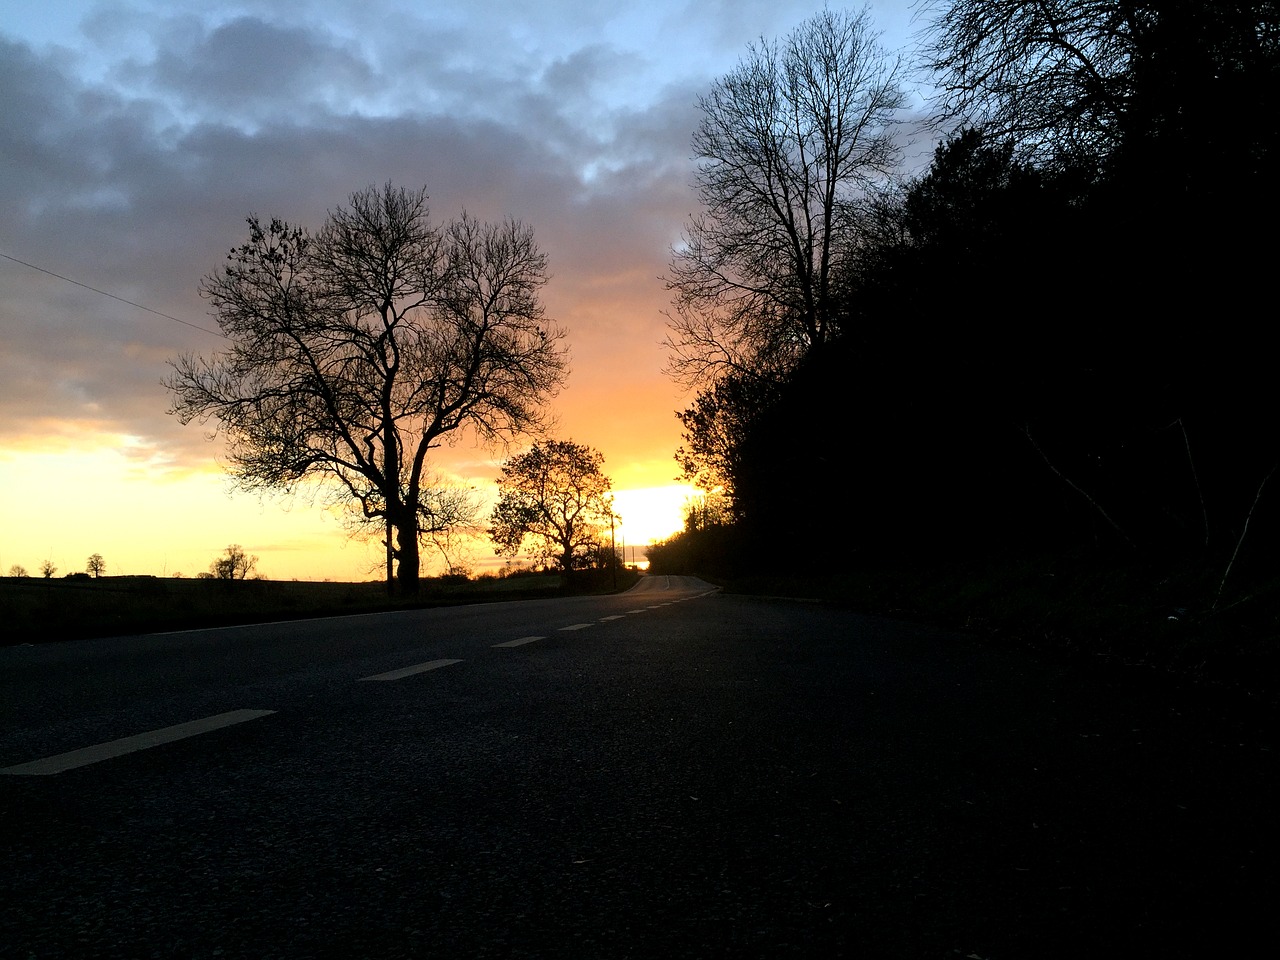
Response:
[1,575,1275,958]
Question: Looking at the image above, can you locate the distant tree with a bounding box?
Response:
[167,183,568,595]
[681,492,732,532]
[489,440,616,575]
[86,553,106,578]
[7,564,28,577]
[664,6,906,387]
[210,544,258,580]
[39,560,56,579]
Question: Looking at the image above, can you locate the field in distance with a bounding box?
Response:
[0,571,599,645]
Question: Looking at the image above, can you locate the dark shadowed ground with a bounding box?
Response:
[2,580,1274,957]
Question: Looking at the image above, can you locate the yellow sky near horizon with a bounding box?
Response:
[0,444,693,582]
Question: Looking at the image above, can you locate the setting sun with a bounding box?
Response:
[611,485,693,551]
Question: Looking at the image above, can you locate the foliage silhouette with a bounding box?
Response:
[668,3,1280,620]
[490,440,616,577]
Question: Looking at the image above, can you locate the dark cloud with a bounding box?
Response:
[0,1,920,484]
[0,27,694,465]
[137,16,379,123]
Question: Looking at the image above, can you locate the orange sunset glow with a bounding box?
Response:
[0,0,919,582]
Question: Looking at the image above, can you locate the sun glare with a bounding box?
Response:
[611,485,694,551]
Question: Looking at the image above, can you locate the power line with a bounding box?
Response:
[1,251,226,340]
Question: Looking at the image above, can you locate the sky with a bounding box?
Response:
[0,0,930,582]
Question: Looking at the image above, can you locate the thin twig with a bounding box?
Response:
[1213,462,1279,610]
[1175,418,1210,548]
[1023,423,1136,549]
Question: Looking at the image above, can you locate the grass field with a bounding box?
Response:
[0,570,635,645]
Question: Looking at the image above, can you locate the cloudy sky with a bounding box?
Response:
[0,0,928,581]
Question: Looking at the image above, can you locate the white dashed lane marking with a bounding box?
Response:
[0,709,277,776]
[357,658,463,682]
[493,636,544,648]
[1,593,711,775]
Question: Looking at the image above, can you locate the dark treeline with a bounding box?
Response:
[653,1,1280,613]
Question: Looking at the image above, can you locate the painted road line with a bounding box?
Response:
[626,609,648,615]
[559,624,594,631]
[357,658,463,682]
[598,616,626,621]
[0,709,277,777]
[493,636,544,648]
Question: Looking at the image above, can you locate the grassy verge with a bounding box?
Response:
[1,568,639,645]
[721,551,1280,703]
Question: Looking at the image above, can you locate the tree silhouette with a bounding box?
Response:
[210,544,257,580]
[489,440,616,576]
[921,0,1139,166]
[664,6,906,388]
[167,183,568,594]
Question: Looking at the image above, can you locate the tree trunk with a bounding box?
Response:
[385,517,395,597]
[395,516,421,595]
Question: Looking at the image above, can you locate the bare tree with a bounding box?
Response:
[665,6,906,387]
[920,0,1142,165]
[489,440,616,576]
[39,560,56,579]
[167,183,568,594]
[7,564,29,577]
[86,553,106,578]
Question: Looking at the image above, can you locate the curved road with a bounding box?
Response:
[1,576,1274,957]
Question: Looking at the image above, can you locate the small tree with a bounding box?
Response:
[86,553,106,578]
[7,564,28,577]
[211,544,258,580]
[39,560,57,579]
[489,440,616,576]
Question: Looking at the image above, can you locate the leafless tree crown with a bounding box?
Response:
[167,183,569,592]
[665,6,907,388]
[919,0,1141,164]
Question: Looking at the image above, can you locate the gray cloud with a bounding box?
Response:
[0,1,920,479]
[136,16,379,123]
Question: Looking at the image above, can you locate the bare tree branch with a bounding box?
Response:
[665,7,906,388]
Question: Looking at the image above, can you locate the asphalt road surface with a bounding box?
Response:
[1,576,1275,958]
